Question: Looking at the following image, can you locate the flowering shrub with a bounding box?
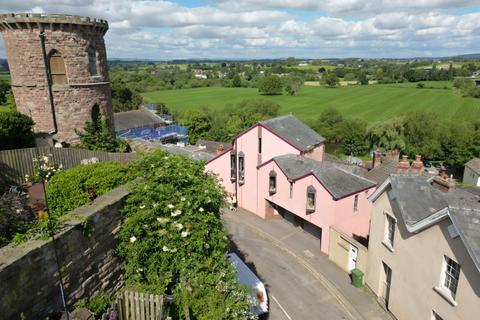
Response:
[117,150,254,319]
[25,155,62,183]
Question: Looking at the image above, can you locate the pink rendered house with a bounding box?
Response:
[206,115,376,254]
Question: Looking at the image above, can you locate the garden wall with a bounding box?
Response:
[0,184,130,319]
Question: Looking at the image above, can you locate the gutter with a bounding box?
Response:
[39,31,58,135]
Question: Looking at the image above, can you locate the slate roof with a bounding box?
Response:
[379,174,480,271]
[465,158,480,174]
[260,115,325,151]
[365,156,399,185]
[113,109,165,132]
[273,154,376,199]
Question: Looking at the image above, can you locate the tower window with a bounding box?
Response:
[306,186,316,213]
[269,171,277,195]
[87,47,97,76]
[49,50,67,85]
[238,152,245,185]
[230,153,236,182]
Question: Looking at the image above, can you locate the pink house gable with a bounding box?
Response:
[206,114,375,254]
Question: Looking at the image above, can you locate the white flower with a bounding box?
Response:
[162,246,169,252]
[156,217,168,223]
[130,236,137,243]
[180,197,186,201]
[139,205,145,209]
[167,204,175,209]
[153,202,159,208]
[170,248,177,253]
[150,164,155,168]
[199,207,204,212]
[181,230,190,238]
[171,209,182,217]
[174,223,183,230]
[204,243,210,249]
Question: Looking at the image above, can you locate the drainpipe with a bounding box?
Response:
[39,31,58,135]
[234,140,238,208]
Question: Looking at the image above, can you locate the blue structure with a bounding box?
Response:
[117,124,188,143]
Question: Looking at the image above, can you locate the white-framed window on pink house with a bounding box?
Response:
[354,194,359,212]
[238,152,245,185]
[269,171,277,195]
[230,152,236,182]
[306,186,316,213]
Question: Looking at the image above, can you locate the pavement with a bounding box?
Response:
[223,208,393,320]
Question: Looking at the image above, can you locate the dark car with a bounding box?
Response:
[423,159,431,168]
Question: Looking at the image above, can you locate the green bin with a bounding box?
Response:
[351,268,364,288]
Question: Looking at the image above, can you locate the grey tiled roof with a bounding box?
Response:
[260,115,325,151]
[466,158,480,174]
[273,154,376,199]
[196,140,230,156]
[365,156,399,185]
[386,174,480,271]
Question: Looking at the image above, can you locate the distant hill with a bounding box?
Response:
[450,53,480,60]
[0,59,8,72]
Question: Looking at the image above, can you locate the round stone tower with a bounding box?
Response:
[0,13,115,143]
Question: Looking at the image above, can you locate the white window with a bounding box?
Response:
[306,186,316,213]
[238,153,245,185]
[385,214,395,247]
[442,256,460,300]
[353,194,359,212]
[269,171,276,195]
[230,153,236,182]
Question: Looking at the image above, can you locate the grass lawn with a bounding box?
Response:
[0,72,10,82]
[142,82,480,124]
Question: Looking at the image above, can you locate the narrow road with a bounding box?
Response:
[224,211,354,320]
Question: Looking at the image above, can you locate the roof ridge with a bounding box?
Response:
[334,165,376,185]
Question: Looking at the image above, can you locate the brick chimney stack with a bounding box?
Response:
[386,149,399,161]
[409,155,424,174]
[216,144,225,156]
[397,155,410,173]
[372,150,382,168]
[432,166,456,192]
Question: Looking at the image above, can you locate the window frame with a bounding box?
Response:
[48,50,67,85]
[441,256,460,300]
[306,185,316,213]
[384,213,396,249]
[230,152,236,182]
[269,171,277,195]
[353,194,359,212]
[258,137,262,154]
[238,152,245,185]
[289,181,293,198]
[87,46,98,76]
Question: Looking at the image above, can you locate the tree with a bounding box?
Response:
[366,118,405,151]
[322,73,339,88]
[183,109,212,144]
[75,105,130,152]
[0,81,9,105]
[284,75,304,96]
[232,74,242,87]
[339,119,369,156]
[343,73,356,82]
[0,111,35,150]
[311,108,343,143]
[284,57,297,66]
[403,111,442,159]
[258,75,283,95]
[357,71,368,85]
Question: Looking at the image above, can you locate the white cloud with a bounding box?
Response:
[0,0,479,59]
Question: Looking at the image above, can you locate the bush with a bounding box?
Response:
[117,150,253,319]
[0,111,35,150]
[46,162,133,218]
[258,75,283,95]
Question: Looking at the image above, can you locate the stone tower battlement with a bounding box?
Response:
[0,13,114,143]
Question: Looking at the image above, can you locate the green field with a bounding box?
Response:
[142,82,480,123]
[0,72,10,81]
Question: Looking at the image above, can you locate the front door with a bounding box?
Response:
[348,245,358,270]
[382,262,392,309]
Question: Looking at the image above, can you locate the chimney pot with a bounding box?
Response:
[372,149,382,168]
[409,154,424,174]
[397,155,410,173]
[216,144,225,155]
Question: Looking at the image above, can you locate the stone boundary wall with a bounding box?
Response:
[0,184,130,319]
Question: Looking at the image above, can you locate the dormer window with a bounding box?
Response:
[269,171,277,195]
[87,46,97,76]
[238,152,245,185]
[306,186,316,213]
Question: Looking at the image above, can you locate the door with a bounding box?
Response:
[348,245,358,271]
[382,262,392,309]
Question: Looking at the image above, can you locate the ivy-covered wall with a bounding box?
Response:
[0,184,130,319]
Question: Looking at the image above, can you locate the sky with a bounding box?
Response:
[0,0,480,60]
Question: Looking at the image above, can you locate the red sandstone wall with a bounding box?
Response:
[1,23,114,143]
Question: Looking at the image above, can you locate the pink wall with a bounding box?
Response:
[259,126,301,164]
[304,144,325,162]
[205,148,235,195]
[257,161,374,254]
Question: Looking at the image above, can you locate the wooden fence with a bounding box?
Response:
[114,291,164,320]
[0,147,138,186]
